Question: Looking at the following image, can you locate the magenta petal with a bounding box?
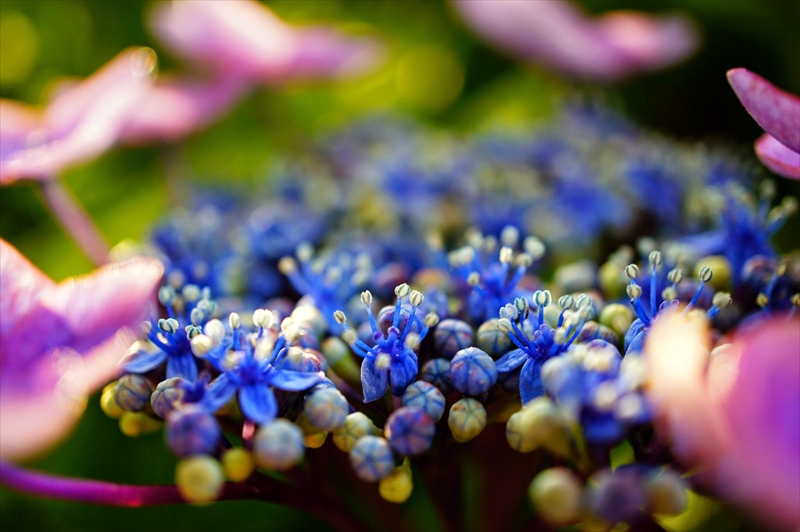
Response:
[755,133,800,180]
[0,48,156,184]
[452,0,696,80]
[0,328,137,460]
[150,0,380,84]
[121,77,245,145]
[728,68,800,153]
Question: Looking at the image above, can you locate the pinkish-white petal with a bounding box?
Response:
[0,100,41,164]
[727,68,800,153]
[596,11,698,72]
[0,48,156,184]
[150,0,380,84]
[452,0,697,80]
[38,257,164,354]
[0,239,55,344]
[0,328,137,460]
[121,76,245,145]
[713,319,800,531]
[643,310,722,467]
[755,133,800,180]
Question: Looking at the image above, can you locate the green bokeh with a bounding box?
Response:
[0,1,797,530]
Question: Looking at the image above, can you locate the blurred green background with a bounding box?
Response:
[0,1,798,530]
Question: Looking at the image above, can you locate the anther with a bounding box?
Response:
[333,310,347,325]
[501,226,519,247]
[499,247,514,264]
[296,242,314,263]
[228,313,240,330]
[467,272,481,286]
[278,257,297,275]
[558,295,574,310]
[626,284,642,300]
[712,292,732,309]
[534,290,552,307]
[361,291,373,305]
[158,286,176,306]
[409,290,424,307]
[395,283,411,298]
[625,264,640,279]
[424,312,440,328]
[667,268,683,285]
[698,266,713,283]
[524,236,546,260]
[648,251,662,267]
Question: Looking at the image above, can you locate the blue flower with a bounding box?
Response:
[623,252,732,353]
[335,284,439,402]
[198,311,324,424]
[122,284,218,381]
[449,226,544,324]
[279,244,372,335]
[495,290,594,404]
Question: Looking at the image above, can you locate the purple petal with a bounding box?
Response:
[495,348,528,372]
[361,357,388,403]
[0,328,137,460]
[121,346,167,374]
[121,76,245,145]
[268,368,323,392]
[202,373,238,413]
[389,351,418,396]
[0,47,156,183]
[452,0,697,80]
[755,133,800,180]
[150,0,381,84]
[0,239,55,345]
[519,358,544,404]
[728,68,800,153]
[238,384,277,425]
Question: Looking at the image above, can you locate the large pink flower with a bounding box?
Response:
[645,311,800,530]
[0,47,156,184]
[452,0,698,81]
[728,68,800,180]
[0,239,163,460]
[150,0,382,85]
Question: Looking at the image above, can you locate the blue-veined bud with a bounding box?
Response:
[350,436,394,482]
[448,398,486,443]
[151,377,187,418]
[385,407,435,456]
[333,412,379,452]
[476,319,511,357]
[449,347,497,396]
[253,419,304,471]
[420,358,452,393]
[115,374,154,412]
[434,319,473,359]
[402,381,446,421]
[303,387,349,432]
[166,404,220,457]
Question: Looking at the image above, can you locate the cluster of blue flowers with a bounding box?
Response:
[100,108,799,527]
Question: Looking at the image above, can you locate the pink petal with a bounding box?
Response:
[452,0,697,80]
[727,68,800,153]
[0,100,41,162]
[280,28,384,82]
[0,239,55,344]
[0,48,156,184]
[596,11,698,72]
[150,0,380,84]
[755,133,800,180]
[121,76,245,145]
[714,319,800,530]
[0,328,137,460]
[644,310,723,467]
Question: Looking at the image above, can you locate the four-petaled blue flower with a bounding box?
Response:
[198,310,324,424]
[495,290,594,404]
[122,284,218,381]
[336,284,439,402]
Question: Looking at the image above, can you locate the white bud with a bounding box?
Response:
[361,290,373,305]
[278,257,297,275]
[191,334,214,357]
[409,290,424,307]
[334,310,347,325]
[394,283,411,298]
[499,247,514,264]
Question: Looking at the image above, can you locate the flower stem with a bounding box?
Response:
[39,179,109,266]
[0,462,368,531]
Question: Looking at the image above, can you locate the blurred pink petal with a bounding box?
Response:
[755,133,800,180]
[150,0,382,85]
[645,311,800,530]
[727,68,800,153]
[0,239,163,460]
[452,0,697,80]
[0,47,156,184]
[121,76,245,145]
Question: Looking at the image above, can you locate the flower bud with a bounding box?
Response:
[528,468,583,525]
[448,398,487,443]
[333,412,379,452]
[222,448,255,482]
[253,419,304,471]
[402,381,446,421]
[304,388,349,432]
[350,436,394,482]
[449,347,497,396]
[115,374,154,412]
[175,455,224,503]
[379,466,413,504]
